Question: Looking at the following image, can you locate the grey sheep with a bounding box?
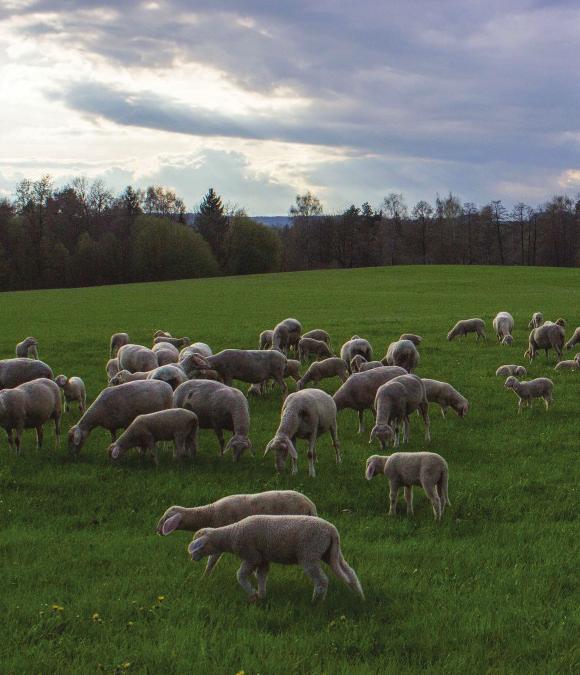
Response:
[447,318,486,341]
[302,329,332,348]
[271,318,302,354]
[174,379,252,461]
[153,330,172,339]
[117,344,158,373]
[421,378,469,418]
[109,332,129,358]
[15,337,39,359]
[248,359,301,396]
[259,330,274,350]
[264,389,340,477]
[554,355,580,372]
[68,380,173,455]
[340,336,373,373]
[370,374,430,449]
[153,336,191,349]
[0,358,53,390]
[358,361,384,372]
[349,355,368,373]
[106,358,120,381]
[493,311,514,345]
[525,324,565,362]
[504,376,554,412]
[382,339,420,373]
[565,327,580,351]
[0,377,62,453]
[54,375,87,414]
[298,337,333,362]
[296,357,348,390]
[333,366,407,433]
[366,452,450,521]
[528,312,543,329]
[109,365,187,390]
[495,364,527,377]
[399,333,422,346]
[188,515,364,602]
[158,490,317,575]
[152,341,179,365]
[109,409,199,463]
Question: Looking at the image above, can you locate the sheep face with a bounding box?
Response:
[188,530,218,561]
[501,335,513,345]
[54,374,68,387]
[264,436,298,474]
[446,328,457,341]
[369,424,395,448]
[108,443,122,460]
[350,355,366,373]
[68,425,87,453]
[454,400,469,417]
[225,434,252,462]
[157,509,183,535]
[515,366,527,377]
[365,455,387,480]
[109,370,131,386]
[555,318,566,327]
[504,376,518,390]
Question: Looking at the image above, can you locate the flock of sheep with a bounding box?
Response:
[1,311,578,602]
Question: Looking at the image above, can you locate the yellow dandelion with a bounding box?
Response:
[236,671,245,675]
[51,604,64,612]
[157,595,165,602]
[122,662,131,669]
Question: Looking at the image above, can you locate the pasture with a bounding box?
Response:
[0,265,578,674]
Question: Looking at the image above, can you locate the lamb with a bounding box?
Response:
[504,376,554,412]
[174,380,252,460]
[68,379,173,454]
[259,330,274,350]
[264,389,340,477]
[333,366,407,432]
[302,329,332,348]
[0,358,53,390]
[248,359,302,396]
[296,357,348,390]
[525,324,565,362]
[271,318,302,354]
[554,355,580,372]
[158,490,317,575]
[109,409,199,463]
[421,378,469,417]
[340,336,373,373]
[106,358,119,381]
[382,339,420,373]
[399,334,422,346]
[350,355,382,373]
[370,374,430,449]
[109,332,129,358]
[495,364,527,377]
[298,337,333,362]
[15,337,39,359]
[153,336,191,349]
[0,377,61,453]
[152,341,179,365]
[182,349,288,396]
[565,327,580,351]
[528,312,543,329]
[493,311,514,345]
[54,375,86,414]
[117,344,158,373]
[447,318,486,341]
[365,452,450,521]
[188,515,364,602]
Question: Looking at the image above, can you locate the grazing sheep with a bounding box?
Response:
[504,376,554,412]
[153,330,172,339]
[565,327,580,351]
[493,311,515,345]
[528,312,543,329]
[109,333,129,358]
[68,380,173,455]
[106,358,120,381]
[264,389,340,477]
[399,334,422,346]
[340,336,373,373]
[108,369,147,385]
[358,361,384,372]
[495,364,527,377]
[188,515,364,602]
[15,337,39,359]
[259,330,274,350]
[554,355,580,372]
[349,355,367,373]
[109,409,199,463]
[182,349,288,396]
[421,378,469,417]
[447,318,486,341]
[152,341,180,365]
[271,318,302,354]
[158,490,317,575]
[525,324,565,362]
[249,359,302,396]
[110,365,187,390]
[174,380,252,461]
[296,357,348,390]
[370,374,430,449]
[365,452,450,521]
[302,329,332,348]
[382,339,420,373]
[333,366,406,433]
[0,358,53,390]
[54,375,86,413]
[153,336,191,349]
[298,337,333,362]
[117,344,158,373]
[0,378,61,453]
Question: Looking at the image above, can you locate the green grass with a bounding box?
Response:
[0,265,578,674]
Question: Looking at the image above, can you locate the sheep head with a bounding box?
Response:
[365,455,388,480]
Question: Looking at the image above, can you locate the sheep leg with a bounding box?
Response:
[6,428,15,452]
[440,405,447,419]
[236,559,259,600]
[403,417,410,444]
[214,427,225,455]
[423,482,442,521]
[307,434,316,478]
[256,562,270,599]
[36,425,44,450]
[388,480,400,516]
[274,374,288,398]
[543,396,550,411]
[302,561,329,602]
[54,413,61,448]
[15,425,23,455]
[357,410,365,434]
[330,423,341,464]
[404,486,414,515]
[420,404,431,442]
[204,553,223,576]
[517,398,523,414]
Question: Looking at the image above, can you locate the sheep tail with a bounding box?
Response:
[328,532,365,599]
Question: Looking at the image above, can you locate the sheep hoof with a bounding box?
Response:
[247,593,260,604]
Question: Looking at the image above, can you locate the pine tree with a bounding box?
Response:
[195,188,229,268]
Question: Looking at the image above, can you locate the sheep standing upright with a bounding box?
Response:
[259,330,274,350]
[528,312,543,329]
[421,378,469,418]
[504,376,554,412]
[493,311,515,345]
[302,329,332,348]
[15,337,39,359]
[525,324,565,362]
[54,375,87,414]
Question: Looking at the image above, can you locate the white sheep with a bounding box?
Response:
[504,376,554,412]
[340,336,373,373]
[54,375,87,414]
[493,311,514,345]
[554,355,580,372]
[153,336,191,349]
[528,312,543,329]
[109,332,130,358]
[0,358,53,389]
[259,330,274,350]
[296,358,348,390]
[15,337,39,359]
[298,337,333,362]
[525,324,565,362]
[495,364,527,377]
[302,329,332,347]
[188,515,364,602]
[152,341,179,365]
[382,339,420,373]
[106,358,120,381]
[447,318,486,341]
[271,318,302,354]
[365,452,450,521]
[399,333,422,346]
[421,378,469,418]
[564,327,580,351]
[117,344,158,373]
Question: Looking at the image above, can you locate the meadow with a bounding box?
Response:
[0,265,578,675]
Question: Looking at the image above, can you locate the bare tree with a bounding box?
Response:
[412,200,433,264]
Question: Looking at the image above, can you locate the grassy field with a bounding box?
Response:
[0,265,578,674]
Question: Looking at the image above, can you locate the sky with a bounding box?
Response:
[1,0,580,214]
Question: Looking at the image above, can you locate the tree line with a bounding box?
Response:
[0,176,577,291]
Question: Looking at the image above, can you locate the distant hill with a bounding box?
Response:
[185,214,291,228]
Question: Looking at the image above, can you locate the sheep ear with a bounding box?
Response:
[365,463,375,480]
[161,512,182,535]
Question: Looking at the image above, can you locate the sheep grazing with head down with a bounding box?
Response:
[152,341,179,365]
[525,324,565,362]
[264,389,340,477]
[528,312,543,329]
[15,337,39,359]
[109,333,130,358]
[106,358,119,381]
[495,364,527,377]
[259,330,274,350]
[153,330,172,339]
[248,359,302,396]
[365,452,450,521]
[0,358,53,390]
[298,337,333,362]
[370,374,430,449]
[447,318,486,341]
[554,354,580,372]
[117,344,158,373]
[382,339,420,373]
[399,334,422,346]
[54,375,86,414]
[188,514,364,602]
[296,358,348,391]
[350,355,383,373]
[504,376,554,412]
[493,311,515,345]
[153,336,191,349]
[271,318,302,354]
[565,327,580,351]
[340,336,373,374]
[421,378,469,418]
[302,329,332,348]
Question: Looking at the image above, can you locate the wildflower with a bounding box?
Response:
[51,604,64,612]
[236,671,245,675]
[91,613,102,622]
[122,662,131,670]
[157,595,165,602]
